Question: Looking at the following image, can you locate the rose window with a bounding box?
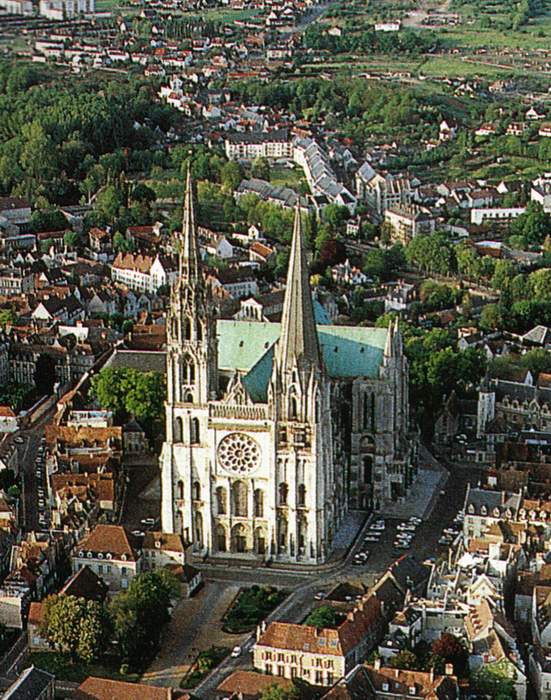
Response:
[217,433,260,475]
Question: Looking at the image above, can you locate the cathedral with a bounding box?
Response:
[160,173,415,565]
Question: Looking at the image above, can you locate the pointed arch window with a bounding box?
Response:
[254,489,264,518]
[363,393,370,430]
[175,416,183,442]
[232,481,248,517]
[192,481,201,501]
[190,417,200,444]
[279,482,288,506]
[297,484,306,507]
[197,322,203,341]
[216,486,227,515]
[289,395,298,420]
[183,356,195,384]
[184,318,192,340]
[177,480,184,500]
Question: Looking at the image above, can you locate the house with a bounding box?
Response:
[122,417,148,454]
[249,241,276,265]
[384,205,435,245]
[111,253,177,294]
[0,407,18,434]
[74,677,173,700]
[28,566,108,651]
[0,197,32,227]
[527,106,546,121]
[216,671,294,700]
[384,282,418,314]
[358,661,460,700]
[2,666,55,700]
[72,525,142,591]
[225,129,293,161]
[539,124,551,138]
[507,122,528,136]
[439,120,457,141]
[331,259,368,287]
[142,531,186,570]
[475,123,497,137]
[253,593,383,685]
[209,267,259,299]
[463,486,521,540]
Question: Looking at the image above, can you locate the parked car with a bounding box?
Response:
[140,517,156,527]
[231,646,242,658]
[14,437,24,444]
[314,591,326,601]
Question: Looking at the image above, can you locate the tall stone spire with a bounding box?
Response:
[179,167,201,285]
[277,206,321,374]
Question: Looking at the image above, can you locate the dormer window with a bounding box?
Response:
[155,540,161,549]
[106,553,112,560]
[480,505,487,515]
[121,553,127,561]
[409,687,416,696]
[382,683,389,692]
[87,551,92,558]
[468,504,475,514]
[98,552,104,559]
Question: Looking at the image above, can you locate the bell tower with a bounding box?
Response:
[166,168,217,411]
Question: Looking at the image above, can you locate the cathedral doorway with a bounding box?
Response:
[231,524,247,553]
[254,528,266,555]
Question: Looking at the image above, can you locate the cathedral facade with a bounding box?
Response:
[160,174,414,565]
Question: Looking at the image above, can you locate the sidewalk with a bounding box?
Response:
[382,445,449,521]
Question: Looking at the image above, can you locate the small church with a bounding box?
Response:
[160,172,415,565]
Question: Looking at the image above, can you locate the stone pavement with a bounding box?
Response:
[382,445,449,520]
[143,580,247,688]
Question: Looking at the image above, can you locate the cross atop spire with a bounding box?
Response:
[277,206,321,375]
[179,167,201,285]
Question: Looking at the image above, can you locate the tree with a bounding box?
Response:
[260,684,300,700]
[480,303,503,331]
[110,569,178,668]
[220,161,243,193]
[431,633,468,677]
[363,249,386,279]
[509,201,551,247]
[251,156,271,181]
[0,309,16,328]
[390,650,420,670]
[63,231,80,249]
[42,595,111,663]
[19,121,58,185]
[305,605,340,629]
[113,232,134,253]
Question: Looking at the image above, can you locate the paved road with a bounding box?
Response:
[192,459,483,699]
[140,450,483,697]
[18,411,54,532]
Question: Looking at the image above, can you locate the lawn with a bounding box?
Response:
[270,164,308,190]
[174,7,260,23]
[180,646,228,689]
[222,586,287,634]
[29,652,140,684]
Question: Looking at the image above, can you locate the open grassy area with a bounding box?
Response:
[222,586,287,634]
[175,7,260,23]
[180,647,228,689]
[29,652,140,684]
[270,164,307,189]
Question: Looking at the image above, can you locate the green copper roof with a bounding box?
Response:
[217,320,388,402]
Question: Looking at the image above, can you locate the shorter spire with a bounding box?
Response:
[277,206,321,375]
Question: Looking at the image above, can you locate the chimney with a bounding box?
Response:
[429,668,434,683]
[374,658,381,671]
[445,663,454,676]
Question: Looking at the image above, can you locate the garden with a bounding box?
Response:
[223,585,287,633]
